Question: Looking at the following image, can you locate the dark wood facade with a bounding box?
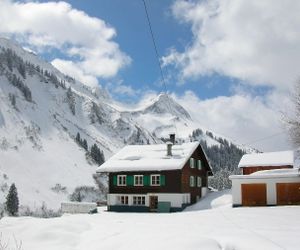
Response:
[241,165,293,175]
[108,144,212,204]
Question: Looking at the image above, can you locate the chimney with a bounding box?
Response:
[169,133,175,144]
[166,142,173,156]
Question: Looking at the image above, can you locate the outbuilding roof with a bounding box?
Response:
[238,151,294,168]
[230,168,300,180]
[97,141,207,173]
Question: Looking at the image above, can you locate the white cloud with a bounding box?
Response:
[164,0,300,89]
[0,0,131,86]
[106,80,140,97]
[51,59,99,88]
[172,90,293,151]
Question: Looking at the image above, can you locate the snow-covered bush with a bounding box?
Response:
[69,186,105,203]
[51,184,67,194]
[19,203,62,218]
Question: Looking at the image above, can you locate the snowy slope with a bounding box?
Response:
[1,191,300,250]
[0,37,254,209]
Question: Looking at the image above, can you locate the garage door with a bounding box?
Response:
[276,183,300,205]
[241,183,267,206]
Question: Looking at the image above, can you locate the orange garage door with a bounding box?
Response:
[241,183,267,206]
[276,183,300,205]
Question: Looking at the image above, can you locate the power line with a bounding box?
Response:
[142,0,181,144]
[243,131,286,146]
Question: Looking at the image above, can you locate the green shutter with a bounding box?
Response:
[127,175,133,186]
[160,175,166,186]
[113,175,117,185]
[143,175,150,186]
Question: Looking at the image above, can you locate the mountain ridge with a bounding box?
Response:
[0,38,254,209]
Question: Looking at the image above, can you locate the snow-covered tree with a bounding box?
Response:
[66,87,76,115]
[5,183,19,216]
[287,83,300,146]
[90,143,105,165]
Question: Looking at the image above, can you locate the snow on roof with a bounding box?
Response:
[230,168,300,180]
[97,142,200,172]
[238,151,294,168]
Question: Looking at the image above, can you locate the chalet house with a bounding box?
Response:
[230,151,300,206]
[96,136,213,212]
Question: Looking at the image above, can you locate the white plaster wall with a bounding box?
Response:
[202,187,208,197]
[231,176,300,205]
[107,193,190,207]
[61,202,97,213]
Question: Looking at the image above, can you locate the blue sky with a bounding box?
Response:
[31,0,235,101]
[1,0,299,151]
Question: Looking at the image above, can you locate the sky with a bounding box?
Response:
[0,0,299,151]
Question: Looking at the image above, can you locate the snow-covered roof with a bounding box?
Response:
[230,168,300,179]
[238,151,294,168]
[97,142,200,172]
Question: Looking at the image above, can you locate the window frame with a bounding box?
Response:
[117,175,126,186]
[198,160,202,170]
[197,176,202,187]
[117,195,129,205]
[134,175,144,186]
[190,158,195,168]
[133,196,146,206]
[150,174,160,186]
[190,176,195,187]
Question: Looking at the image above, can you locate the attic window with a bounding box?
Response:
[198,160,202,170]
[190,158,195,168]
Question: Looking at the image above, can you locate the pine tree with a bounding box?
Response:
[76,132,81,144]
[5,183,19,216]
[90,143,105,165]
[82,139,88,151]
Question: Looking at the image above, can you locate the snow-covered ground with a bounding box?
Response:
[1,191,299,250]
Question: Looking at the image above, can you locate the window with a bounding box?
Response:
[190,158,195,168]
[117,175,126,186]
[117,196,128,205]
[190,176,195,187]
[197,176,202,187]
[133,196,145,205]
[134,175,143,186]
[151,175,160,186]
[197,160,202,170]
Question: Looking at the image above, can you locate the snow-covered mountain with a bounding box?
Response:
[0,38,252,209]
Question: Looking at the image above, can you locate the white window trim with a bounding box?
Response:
[117,175,126,186]
[190,158,195,168]
[133,195,146,206]
[197,176,202,187]
[150,174,160,186]
[117,195,129,205]
[134,175,144,186]
[198,160,202,170]
[190,176,195,187]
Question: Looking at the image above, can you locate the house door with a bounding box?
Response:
[241,183,267,206]
[149,196,158,211]
[276,183,300,205]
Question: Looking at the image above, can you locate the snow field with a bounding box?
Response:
[1,191,300,250]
